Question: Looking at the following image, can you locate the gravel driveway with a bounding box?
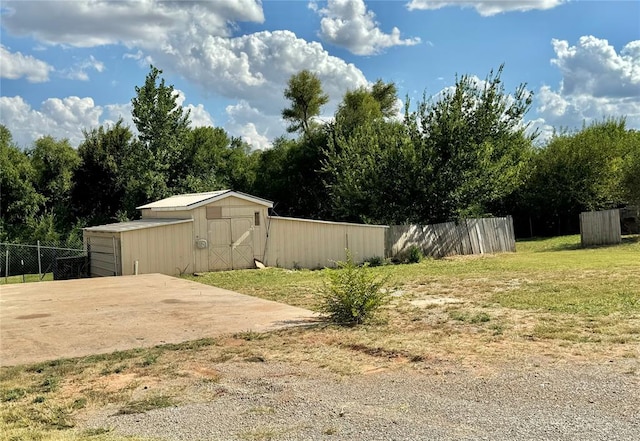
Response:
[85,358,639,440]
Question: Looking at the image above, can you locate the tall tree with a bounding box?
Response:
[334,88,383,136]
[0,126,44,241]
[622,135,640,207]
[29,135,80,232]
[406,65,534,221]
[325,66,534,225]
[517,119,637,236]
[71,120,134,225]
[253,131,331,219]
[324,119,421,224]
[282,70,329,135]
[371,79,398,118]
[131,65,191,201]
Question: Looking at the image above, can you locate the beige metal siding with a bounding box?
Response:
[119,221,194,276]
[192,196,269,272]
[264,217,386,269]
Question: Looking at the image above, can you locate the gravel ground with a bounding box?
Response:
[85,358,640,440]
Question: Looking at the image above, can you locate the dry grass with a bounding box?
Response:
[2,235,639,440]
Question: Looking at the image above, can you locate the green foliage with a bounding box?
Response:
[335,88,383,135]
[371,79,399,118]
[364,256,390,267]
[0,126,44,241]
[406,64,534,222]
[282,70,329,135]
[406,245,423,264]
[518,118,637,235]
[320,251,389,325]
[28,136,80,235]
[621,133,640,207]
[71,120,133,225]
[325,65,533,225]
[130,65,191,203]
[253,132,331,218]
[324,118,420,223]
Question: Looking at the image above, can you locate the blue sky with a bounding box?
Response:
[1,0,639,149]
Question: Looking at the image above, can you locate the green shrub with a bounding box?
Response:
[406,245,423,263]
[364,256,390,267]
[320,251,389,325]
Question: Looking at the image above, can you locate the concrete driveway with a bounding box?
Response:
[0,274,318,366]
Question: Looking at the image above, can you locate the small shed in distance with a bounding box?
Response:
[83,190,387,276]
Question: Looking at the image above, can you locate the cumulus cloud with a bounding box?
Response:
[0,92,215,149]
[59,55,105,81]
[407,0,564,16]
[1,1,370,148]
[536,36,640,132]
[0,0,264,47]
[225,101,282,150]
[0,45,53,82]
[159,29,369,148]
[313,0,420,55]
[0,96,102,147]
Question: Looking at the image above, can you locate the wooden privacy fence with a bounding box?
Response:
[579,209,621,247]
[386,216,516,259]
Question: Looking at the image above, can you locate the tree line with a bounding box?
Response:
[2,65,639,245]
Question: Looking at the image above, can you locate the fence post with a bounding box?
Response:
[4,248,8,284]
[37,240,42,281]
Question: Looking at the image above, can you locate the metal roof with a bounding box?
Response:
[136,190,273,211]
[83,218,193,233]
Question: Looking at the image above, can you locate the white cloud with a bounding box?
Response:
[535,36,640,133]
[0,0,265,48]
[550,36,639,98]
[0,96,102,147]
[59,55,105,81]
[166,30,368,111]
[0,45,53,82]
[160,29,369,147]
[1,2,370,148]
[407,0,564,16]
[225,100,282,150]
[174,90,216,128]
[0,93,215,149]
[314,0,420,55]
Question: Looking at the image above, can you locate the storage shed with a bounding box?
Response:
[83,190,387,276]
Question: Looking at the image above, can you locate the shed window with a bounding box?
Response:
[206,206,222,219]
[254,211,261,226]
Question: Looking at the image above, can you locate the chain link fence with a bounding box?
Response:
[0,240,87,282]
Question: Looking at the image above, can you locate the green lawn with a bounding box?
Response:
[187,234,640,317]
[0,273,52,285]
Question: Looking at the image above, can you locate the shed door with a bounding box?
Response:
[231,218,254,269]
[207,217,255,271]
[208,220,232,270]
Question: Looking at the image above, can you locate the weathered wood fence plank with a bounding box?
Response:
[386,216,516,259]
[579,209,621,247]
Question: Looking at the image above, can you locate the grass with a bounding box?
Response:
[0,272,53,284]
[2,235,639,440]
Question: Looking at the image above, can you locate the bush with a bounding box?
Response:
[320,251,389,325]
[364,256,390,267]
[406,245,423,263]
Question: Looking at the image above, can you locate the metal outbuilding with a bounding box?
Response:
[83,190,387,276]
